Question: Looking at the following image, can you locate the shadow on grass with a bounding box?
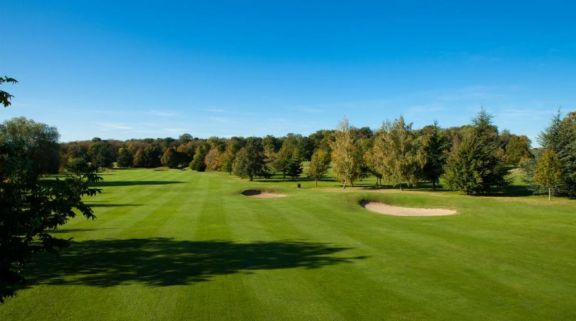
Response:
[254,177,338,183]
[85,203,142,208]
[94,181,184,187]
[49,228,115,234]
[21,238,364,288]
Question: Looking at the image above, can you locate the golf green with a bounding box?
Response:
[1,168,575,321]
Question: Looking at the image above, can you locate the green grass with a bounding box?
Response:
[1,169,575,321]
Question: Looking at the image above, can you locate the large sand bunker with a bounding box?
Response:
[361,201,457,216]
[242,189,287,199]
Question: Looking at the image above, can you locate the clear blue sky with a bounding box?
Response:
[1,0,575,143]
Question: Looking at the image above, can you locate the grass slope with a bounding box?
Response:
[1,169,575,321]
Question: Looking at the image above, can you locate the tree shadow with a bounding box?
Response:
[94,181,184,187]
[49,228,115,234]
[20,238,364,289]
[85,203,142,208]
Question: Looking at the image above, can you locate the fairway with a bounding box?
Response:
[1,169,575,321]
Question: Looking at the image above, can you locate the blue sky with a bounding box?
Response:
[1,1,575,143]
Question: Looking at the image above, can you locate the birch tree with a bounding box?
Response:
[330,119,362,189]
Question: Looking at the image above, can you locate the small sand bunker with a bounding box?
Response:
[242,189,287,199]
[361,201,456,217]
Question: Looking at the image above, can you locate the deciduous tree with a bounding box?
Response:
[189,145,208,172]
[534,149,563,200]
[371,117,423,190]
[204,148,222,171]
[0,118,100,301]
[232,138,267,181]
[306,149,330,187]
[330,119,362,189]
[116,147,133,168]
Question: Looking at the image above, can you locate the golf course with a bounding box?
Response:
[1,168,574,321]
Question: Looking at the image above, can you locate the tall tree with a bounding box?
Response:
[534,149,563,200]
[0,117,61,174]
[444,110,508,194]
[306,149,331,187]
[232,138,267,181]
[189,145,208,172]
[330,118,362,189]
[271,135,300,179]
[371,117,423,190]
[160,147,181,168]
[116,147,133,168]
[0,76,17,107]
[220,137,244,174]
[0,118,100,301]
[286,157,303,180]
[133,145,162,168]
[88,140,115,168]
[539,111,576,196]
[420,122,448,190]
[204,148,222,171]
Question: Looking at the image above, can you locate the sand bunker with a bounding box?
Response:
[361,201,456,216]
[242,190,287,199]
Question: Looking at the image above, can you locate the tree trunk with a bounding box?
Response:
[432,180,436,191]
[549,187,551,201]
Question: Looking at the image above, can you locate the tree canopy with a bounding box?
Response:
[444,111,508,195]
[330,119,362,189]
[0,117,100,301]
[0,76,18,107]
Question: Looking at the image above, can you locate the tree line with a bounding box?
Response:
[48,110,553,195]
[5,110,573,199]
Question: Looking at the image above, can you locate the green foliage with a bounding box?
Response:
[0,117,60,174]
[189,145,208,172]
[0,118,100,301]
[116,147,133,168]
[133,145,162,168]
[330,118,363,188]
[271,135,300,178]
[500,130,533,165]
[306,149,330,186]
[534,149,563,199]
[444,111,508,195]
[370,117,423,189]
[160,148,181,169]
[285,157,303,180]
[539,111,576,196]
[420,122,449,190]
[0,76,17,107]
[87,140,115,168]
[232,138,267,181]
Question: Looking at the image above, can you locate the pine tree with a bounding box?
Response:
[539,111,576,195]
[444,110,508,194]
[420,122,448,190]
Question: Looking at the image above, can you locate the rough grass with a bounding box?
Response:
[1,169,575,321]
